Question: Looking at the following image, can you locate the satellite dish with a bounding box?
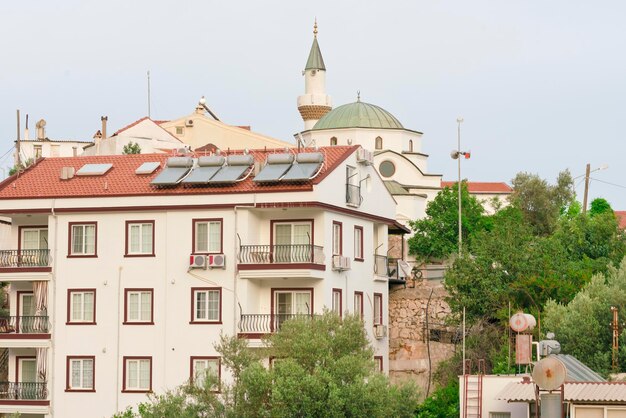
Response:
[532,356,566,391]
[510,312,532,332]
[450,150,459,159]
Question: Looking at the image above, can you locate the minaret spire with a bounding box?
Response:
[298,19,332,130]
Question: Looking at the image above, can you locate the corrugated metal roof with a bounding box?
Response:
[555,354,605,382]
[566,382,626,402]
[497,382,626,403]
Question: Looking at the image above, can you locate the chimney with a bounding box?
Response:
[36,119,46,140]
[101,116,108,139]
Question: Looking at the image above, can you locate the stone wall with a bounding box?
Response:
[388,281,457,398]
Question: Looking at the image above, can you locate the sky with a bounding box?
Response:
[1,1,625,208]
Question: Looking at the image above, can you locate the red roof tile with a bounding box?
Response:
[0,146,358,200]
[615,211,626,229]
[441,181,512,193]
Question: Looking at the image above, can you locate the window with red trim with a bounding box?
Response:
[332,288,342,318]
[123,357,152,392]
[66,356,95,392]
[374,293,383,325]
[354,226,363,260]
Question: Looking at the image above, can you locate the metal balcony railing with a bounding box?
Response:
[238,313,315,334]
[238,244,324,265]
[346,184,361,206]
[0,249,50,268]
[0,382,48,400]
[0,316,50,334]
[374,255,390,276]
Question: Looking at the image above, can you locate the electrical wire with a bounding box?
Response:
[590,178,626,190]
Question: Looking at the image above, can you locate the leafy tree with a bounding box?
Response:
[408,181,486,261]
[589,198,613,217]
[113,312,419,418]
[123,142,141,154]
[509,170,574,235]
[415,380,459,418]
[8,158,34,176]
[543,258,626,375]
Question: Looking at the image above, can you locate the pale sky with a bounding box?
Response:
[1,1,625,208]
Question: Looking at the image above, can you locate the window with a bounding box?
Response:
[374,293,383,325]
[332,289,342,317]
[374,356,383,372]
[191,288,221,323]
[354,226,363,260]
[68,222,97,256]
[332,221,342,255]
[21,227,48,250]
[379,160,396,178]
[51,145,60,157]
[125,221,154,256]
[273,288,313,330]
[489,413,511,418]
[66,356,95,391]
[193,219,222,254]
[375,136,383,150]
[124,289,153,324]
[346,166,360,206]
[123,357,151,392]
[354,292,364,319]
[190,357,220,391]
[175,126,185,135]
[272,220,313,263]
[67,289,96,324]
[34,145,42,159]
[330,137,337,146]
[408,139,413,152]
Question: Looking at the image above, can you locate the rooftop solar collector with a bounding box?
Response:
[208,154,254,183]
[253,153,295,183]
[150,157,193,186]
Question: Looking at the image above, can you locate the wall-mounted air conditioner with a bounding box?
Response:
[356,148,373,165]
[207,254,226,269]
[332,255,351,271]
[373,324,387,339]
[189,254,207,269]
[185,119,194,127]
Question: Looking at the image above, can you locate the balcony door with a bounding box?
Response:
[20,228,48,267]
[274,222,311,263]
[274,290,311,329]
[18,292,35,333]
[17,357,38,399]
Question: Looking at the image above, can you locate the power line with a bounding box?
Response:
[590,178,626,190]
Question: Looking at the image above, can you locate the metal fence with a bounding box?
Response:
[238,244,324,265]
[0,382,48,400]
[239,313,315,334]
[0,249,50,268]
[0,316,50,334]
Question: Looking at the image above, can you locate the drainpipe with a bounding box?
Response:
[50,199,57,416]
[115,266,123,414]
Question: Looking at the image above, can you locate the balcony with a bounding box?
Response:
[0,382,50,413]
[237,244,326,280]
[374,255,412,284]
[238,313,315,338]
[0,316,51,346]
[346,184,361,207]
[0,250,51,281]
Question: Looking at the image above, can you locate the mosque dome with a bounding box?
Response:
[312,101,404,130]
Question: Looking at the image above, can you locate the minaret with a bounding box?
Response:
[298,20,332,130]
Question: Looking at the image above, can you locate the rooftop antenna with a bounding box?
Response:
[147,70,151,118]
[16,109,21,167]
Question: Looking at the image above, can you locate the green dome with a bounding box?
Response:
[312,101,404,130]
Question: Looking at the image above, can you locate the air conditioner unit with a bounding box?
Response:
[207,254,226,269]
[373,324,387,339]
[185,119,194,127]
[189,254,207,270]
[356,148,373,165]
[332,255,351,271]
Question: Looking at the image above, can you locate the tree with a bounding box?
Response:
[123,142,141,154]
[589,197,613,217]
[408,181,487,261]
[113,312,419,418]
[543,258,626,375]
[509,170,574,235]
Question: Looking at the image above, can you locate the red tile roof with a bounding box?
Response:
[615,211,626,229]
[0,146,357,200]
[441,181,512,194]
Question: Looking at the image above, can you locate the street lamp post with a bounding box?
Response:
[581,163,609,214]
[451,117,470,256]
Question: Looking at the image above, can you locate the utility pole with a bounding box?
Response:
[611,306,619,372]
[457,117,463,256]
[582,163,591,214]
[16,109,21,167]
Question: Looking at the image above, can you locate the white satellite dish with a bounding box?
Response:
[532,356,566,391]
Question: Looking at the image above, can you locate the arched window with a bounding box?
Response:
[408,140,413,152]
[375,136,383,150]
[330,137,337,146]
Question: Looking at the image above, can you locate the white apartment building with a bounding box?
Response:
[0,145,405,417]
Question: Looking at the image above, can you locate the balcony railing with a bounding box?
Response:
[0,382,48,400]
[0,316,50,334]
[239,313,315,334]
[374,255,390,276]
[0,250,50,268]
[346,184,361,207]
[238,244,324,265]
